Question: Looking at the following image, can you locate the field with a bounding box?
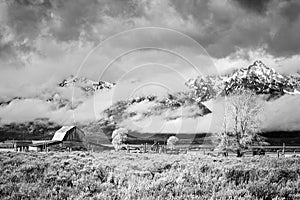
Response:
[1,151,300,200]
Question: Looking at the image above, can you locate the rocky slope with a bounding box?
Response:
[0,118,60,141]
[103,93,211,121]
[83,92,212,137]
[0,76,115,110]
[58,76,115,95]
[186,60,300,101]
[223,60,300,95]
[1,61,300,140]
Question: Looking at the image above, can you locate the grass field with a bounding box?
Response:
[1,151,300,200]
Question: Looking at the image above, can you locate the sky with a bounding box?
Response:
[0,0,300,131]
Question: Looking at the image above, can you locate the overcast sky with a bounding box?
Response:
[1,0,300,129]
[1,0,300,94]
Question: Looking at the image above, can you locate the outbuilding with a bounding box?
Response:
[29,126,87,151]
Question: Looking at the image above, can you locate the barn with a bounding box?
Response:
[30,126,88,151]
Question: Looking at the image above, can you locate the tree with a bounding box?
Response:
[111,128,128,151]
[218,89,266,156]
[167,136,179,149]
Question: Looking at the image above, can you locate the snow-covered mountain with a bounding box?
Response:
[102,93,211,123]
[42,76,115,109]
[185,76,223,102]
[87,92,212,136]
[223,60,299,95]
[58,76,115,95]
[2,61,300,138]
[0,76,115,112]
[186,61,300,101]
[0,97,23,107]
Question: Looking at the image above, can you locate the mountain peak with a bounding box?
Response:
[59,76,115,94]
[252,60,265,67]
[250,60,268,70]
[224,61,295,97]
[187,61,300,101]
[247,60,275,75]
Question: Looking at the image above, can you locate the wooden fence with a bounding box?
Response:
[123,143,300,157]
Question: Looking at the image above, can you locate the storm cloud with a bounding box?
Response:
[232,0,272,15]
[0,0,300,64]
[0,0,300,130]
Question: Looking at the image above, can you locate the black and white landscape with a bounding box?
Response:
[1,0,300,199]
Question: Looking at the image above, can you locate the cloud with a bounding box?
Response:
[1,85,300,134]
[1,0,300,129]
[2,0,300,62]
[268,17,300,57]
[263,95,300,131]
[232,0,272,15]
[172,0,300,58]
[0,38,92,101]
[119,97,224,134]
[0,98,60,123]
[0,88,115,124]
[118,94,300,133]
[279,0,300,22]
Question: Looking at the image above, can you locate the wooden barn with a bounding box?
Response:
[30,126,88,151]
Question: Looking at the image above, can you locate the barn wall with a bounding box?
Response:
[64,128,86,143]
[63,128,87,150]
[76,128,87,144]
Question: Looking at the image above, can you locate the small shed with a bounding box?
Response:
[0,140,31,152]
[29,140,60,151]
[13,140,32,152]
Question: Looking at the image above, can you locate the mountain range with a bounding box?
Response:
[2,60,298,109]
[58,76,115,95]
[0,61,299,142]
[186,60,300,101]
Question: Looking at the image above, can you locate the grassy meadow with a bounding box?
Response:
[1,151,300,200]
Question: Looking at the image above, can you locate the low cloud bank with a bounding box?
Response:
[0,91,300,133]
[0,88,115,125]
[120,95,300,133]
[263,95,300,131]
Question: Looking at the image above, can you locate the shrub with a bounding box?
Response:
[111,128,128,151]
[1,152,300,199]
[167,136,179,149]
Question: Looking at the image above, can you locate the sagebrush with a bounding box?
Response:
[1,152,300,200]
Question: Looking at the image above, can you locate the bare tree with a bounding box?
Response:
[218,89,266,156]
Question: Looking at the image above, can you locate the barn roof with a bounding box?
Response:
[52,126,75,141]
